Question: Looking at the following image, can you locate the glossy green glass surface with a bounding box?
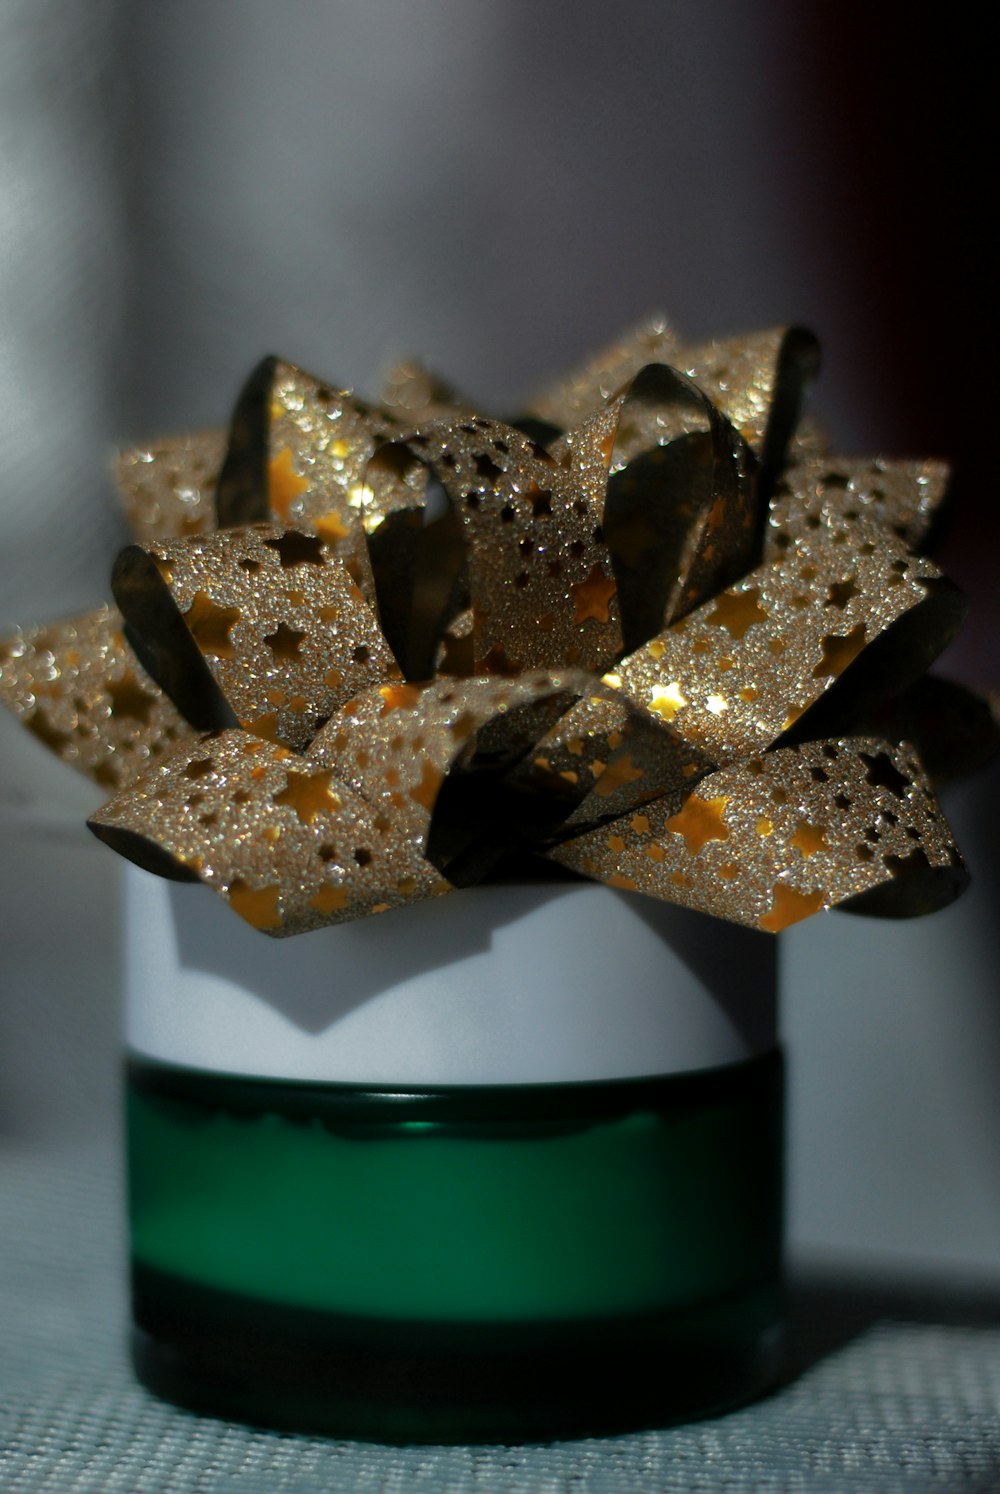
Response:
[126,1052,784,1439]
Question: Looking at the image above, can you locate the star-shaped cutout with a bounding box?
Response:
[860,749,909,799]
[647,681,687,723]
[309,882,349,915]
[379,682,424,714]
[569,563,618,625]
[273,768,343,824]
[475,451,503,482]
[593,752,645,798]
[268,447,310,521]
[663,793,730,854]
[811,623,867,679]
[106,670,157,725]
[263,622,307,662]
[789,820,829,858]
[758,883,825,932]
[183,591,242,659]
[183,755,215,779]
[264,530,327,567]
[314,509,350,544]
[228,879,282,930]
[706,587,769,640]
[526,483,553,518]
[825,576,858,609]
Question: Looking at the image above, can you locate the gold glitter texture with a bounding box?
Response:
[613,515,965,765]
[266,361,420,546]
[89,730,447,936]
[578,363,760,643]
[214,358,422,603]
[310,669,593,835]
[528,320,820,488]
[112,525,399,752]
[2,314,986,939]
[513,687,712,835]
[373,417,623,675]
[0,607,191,790]
[550,738,966,930]
[115,431,227,547]
[527,315,682,430]
[89,672,591,932]
[679,327,819,460]
[767,455,950,556]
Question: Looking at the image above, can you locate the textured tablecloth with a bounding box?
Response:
[3,1134,1000,1494]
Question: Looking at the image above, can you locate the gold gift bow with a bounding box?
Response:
[1,317,992,936]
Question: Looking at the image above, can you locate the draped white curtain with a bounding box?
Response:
[2,0,998,1278]
[2,0,850,636]
[0,0,127,626]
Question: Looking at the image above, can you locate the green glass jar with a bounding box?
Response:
[124,867,783,1441]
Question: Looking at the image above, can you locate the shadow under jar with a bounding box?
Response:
[124,868,784,1443]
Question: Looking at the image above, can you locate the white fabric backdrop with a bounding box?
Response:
[1,0,997,1280]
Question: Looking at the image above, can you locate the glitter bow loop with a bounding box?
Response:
[359,354,764,689]
[109,523,401,753]
[523,319,821,493]
[88,669,603,935]
[1,319,993,937]
[212,355,423,598]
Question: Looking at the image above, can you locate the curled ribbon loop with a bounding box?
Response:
[1,316,992,939]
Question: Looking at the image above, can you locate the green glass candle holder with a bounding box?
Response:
[124,866,783,1442]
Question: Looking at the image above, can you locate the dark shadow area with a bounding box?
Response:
[934,761,1000,1189]
[623,893,778,1055]
[171,876,778,1043]
[172,881,530,1031]
[786,1262,1000,1381]
[780,7,996,695]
